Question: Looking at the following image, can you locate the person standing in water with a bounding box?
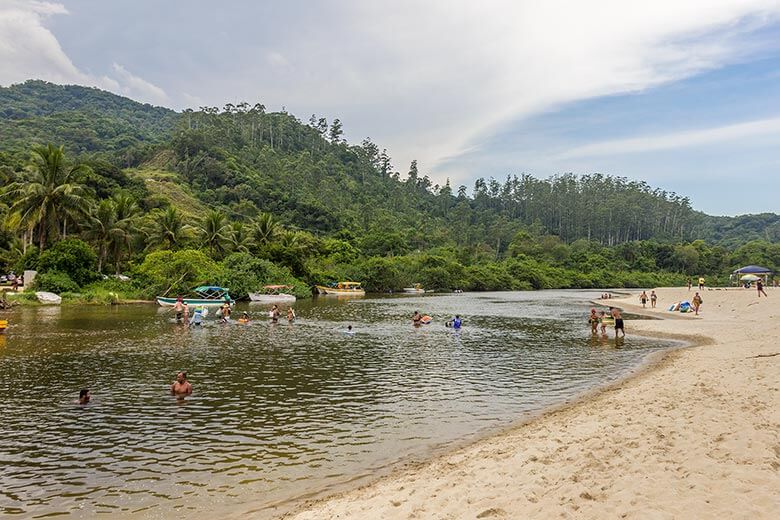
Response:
[588,308,599,334]
[170,371,192,397]
[452,315,462,329]
[220,302,231,323]
[173,296,184,322]
[287,307,296,322]
[412,311,422,326]
[610,307,625,338]
[270,304,280,323]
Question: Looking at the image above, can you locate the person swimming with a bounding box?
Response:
[238,311,250,324]
[170,371,192,398]
[77,388,91,405]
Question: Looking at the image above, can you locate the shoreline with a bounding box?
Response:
[277,287,779,519]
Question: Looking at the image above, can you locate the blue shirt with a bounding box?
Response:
[453,318,462,329]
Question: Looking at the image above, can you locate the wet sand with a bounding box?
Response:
[280,287,779,519]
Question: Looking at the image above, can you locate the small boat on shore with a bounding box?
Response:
[249,285,296,303]
[314,281,365,296]
[403,284,425,294]
[156,286,234,307]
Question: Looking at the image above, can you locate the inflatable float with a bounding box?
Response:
[420,315,432,324]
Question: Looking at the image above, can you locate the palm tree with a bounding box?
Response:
[252,212,280,247]
[84,194,140,273]
[229,221,252,253]
[110,193,140,273]
[2,144,91,250]
[199,210,232,257]
[146,207,192,250]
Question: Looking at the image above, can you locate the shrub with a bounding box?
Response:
[133,249,221,298]
[37,239,99,287]
[33,271,79,293]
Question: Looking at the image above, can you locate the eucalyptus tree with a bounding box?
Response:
[2,144,91,250]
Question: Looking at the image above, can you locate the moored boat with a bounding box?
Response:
[314,281,365,296]
[403,283,425,293]
[157,286,234,307]
[249,285,296,303]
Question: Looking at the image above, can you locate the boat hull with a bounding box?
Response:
[248,293,296,303]
[402,288,425,293]
[156,297,233,307]
[314,285,365,296]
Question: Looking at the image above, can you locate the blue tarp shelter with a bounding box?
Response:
[731,265,773,287]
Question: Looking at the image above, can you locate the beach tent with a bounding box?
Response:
[733,265,773,275]
[732,265,773,287]
[740,274,761,282]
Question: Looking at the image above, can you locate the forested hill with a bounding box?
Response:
[1,80,778,253]
[0,80,177,163]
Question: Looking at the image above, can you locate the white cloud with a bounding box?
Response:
[257,0,780,184]
[558,117,780,158]
[111,63,168,105]
[0,0,168,105]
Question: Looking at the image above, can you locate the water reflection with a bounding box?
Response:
[0,290,675,518]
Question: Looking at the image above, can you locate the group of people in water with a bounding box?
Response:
[170,297,296,327]
[588,306,625,338]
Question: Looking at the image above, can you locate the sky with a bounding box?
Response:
[1,0,780,216]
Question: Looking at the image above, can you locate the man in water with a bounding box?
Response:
[189,308,204,326]
[452,315,462,329]
[78,388,91,405]
[610,307,625,338]
[173,296,184,322]
[412,311,422,325]
[171,371,192,397]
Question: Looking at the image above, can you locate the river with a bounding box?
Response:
[0,290,675,519]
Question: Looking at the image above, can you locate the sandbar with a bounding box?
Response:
[280,287,779,519]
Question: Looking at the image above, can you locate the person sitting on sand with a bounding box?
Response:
[589,308,599,334]
[171,371,192,397]
[610,307,625,338]
[639,291,648,308]
[78,388,91,405]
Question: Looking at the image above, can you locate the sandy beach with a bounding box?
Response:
[281,287,779,519]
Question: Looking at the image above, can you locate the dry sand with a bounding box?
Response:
[281,287,779,519]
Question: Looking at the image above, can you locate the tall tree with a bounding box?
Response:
[2,144,90,250]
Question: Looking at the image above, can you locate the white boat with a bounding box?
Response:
[249,285,296,303]
[315,281,365,296]
[403,283,425,293]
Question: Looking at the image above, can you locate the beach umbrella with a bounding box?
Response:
[740,274,760,282]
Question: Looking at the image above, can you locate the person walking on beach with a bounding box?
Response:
[171,371,192,398]
[610,307,625,338]
[692,292,703,315]
[687,278,692,291]
[650,290,657,308]
[698,277,705,291]
[756,279,768,297]
[639,291,648,308]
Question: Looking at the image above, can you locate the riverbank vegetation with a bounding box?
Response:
[1,81,778,303]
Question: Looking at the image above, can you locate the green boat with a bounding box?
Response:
[156,286,234,307]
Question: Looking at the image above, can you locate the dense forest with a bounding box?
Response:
[0,80,778,302]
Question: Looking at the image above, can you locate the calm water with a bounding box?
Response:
[0,291,675,519]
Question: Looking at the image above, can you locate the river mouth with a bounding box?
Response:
[0,290,676,519]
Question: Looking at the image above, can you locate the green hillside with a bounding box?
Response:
[0,80,778,300]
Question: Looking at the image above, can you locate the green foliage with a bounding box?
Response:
[216,252,308,300]
[13,247,40,273]
[133,249,221,298]
[33,271,79,293]
[37,238,99,287]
